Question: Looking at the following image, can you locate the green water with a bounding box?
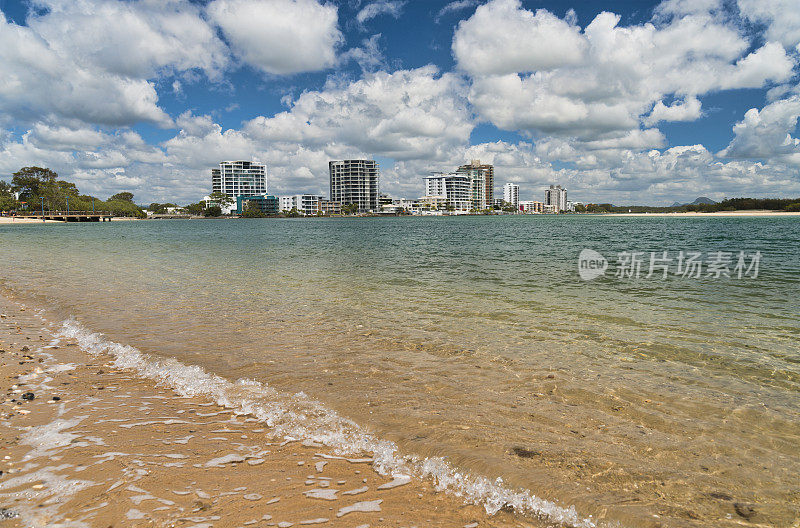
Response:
[2,216,799,527]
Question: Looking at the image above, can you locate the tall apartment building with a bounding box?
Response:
[424,170,485,211]
[329,159,379,213]
[544,184,567,212]
[457,160,494,208]
[424,173,472,211]
[280,194,321,215]
[503,183,519,208]
[212,161,267,199]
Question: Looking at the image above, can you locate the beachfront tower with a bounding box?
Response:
[457,160,494,208]
[212,161,267,199]
[544,184,567,212]
[329,159,380,213]
[503,183,520,208]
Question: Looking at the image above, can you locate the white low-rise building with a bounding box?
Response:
[280,194,321,215]
[519,200,543,213]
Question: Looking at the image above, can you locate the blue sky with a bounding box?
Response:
[0,0,798,205]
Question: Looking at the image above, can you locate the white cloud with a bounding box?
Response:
[341,33,385,71]
[453,0,587,75]
[738,0,800,49]
[243,66,472,162]
[28,0,228,79]
[719,95,800,164]
[164,113,257,170]
[208,0,342,75]
[435,0,480,24]
[0,12,172,127]
[645,96,702,125]
[654,0,723,17]
[356,1,406,24]
[455,0,795,146]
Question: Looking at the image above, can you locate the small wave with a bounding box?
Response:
[57,318,595,528]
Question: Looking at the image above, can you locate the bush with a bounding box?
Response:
[204,205,222,217]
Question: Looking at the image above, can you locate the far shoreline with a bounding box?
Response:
[3,210,800,225]
[596,210,800,217]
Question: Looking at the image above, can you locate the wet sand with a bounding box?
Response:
[0,294,536,528]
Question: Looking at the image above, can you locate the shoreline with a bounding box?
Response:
[3,210,799,224]
[0,293,542,528]
[0,216,142,225]
[596,210,800,217]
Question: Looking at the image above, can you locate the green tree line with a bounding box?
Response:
[1,167,145,217]
[576,197,800,214]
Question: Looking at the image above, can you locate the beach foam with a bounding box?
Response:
[56,317,595,528]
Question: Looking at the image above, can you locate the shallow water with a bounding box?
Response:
[2,216,799,527]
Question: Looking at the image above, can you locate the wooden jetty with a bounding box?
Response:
[15,211,113,222]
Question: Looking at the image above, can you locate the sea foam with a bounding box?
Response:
[57,318,595,528]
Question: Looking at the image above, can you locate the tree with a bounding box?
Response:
[148,202,176,214]
[0,181,18,211]
[241,201,268,218]
[207,192,233,209]
[184,202,205,215]
[11,167,58,200]
[341,203,359,215]
[204,205,222,217]
[109,192,134,202]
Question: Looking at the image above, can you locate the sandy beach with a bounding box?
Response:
[0,216,143,224]
[0,293,541,528]
[0,217,61,224]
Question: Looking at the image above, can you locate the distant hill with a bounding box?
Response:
[671,197,717,207]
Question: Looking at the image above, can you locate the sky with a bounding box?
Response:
[0,0,799,206]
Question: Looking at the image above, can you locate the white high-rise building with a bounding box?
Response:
[212,161,267,199]
[424,171,485,211]
[457,160,494,208]
[544,184,567,212]
[503,183,519,208]
[329,160,379,213]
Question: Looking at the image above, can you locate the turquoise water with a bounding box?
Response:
[2,216,799,527]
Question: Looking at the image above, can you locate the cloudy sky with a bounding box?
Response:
[0,0,798,205]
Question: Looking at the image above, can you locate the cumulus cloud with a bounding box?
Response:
[0,12,172,127]
[356,1,406,24]
[719,95,800,164]
[28,0,228,79]
[738,0,800,49]
[453,0,587,75]
[456,0,795,146]
[0,120,168,200]
[243,66,472,161]
[645,96,703,125]
[208,0,342,74]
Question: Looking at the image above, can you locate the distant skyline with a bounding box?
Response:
[0,0,798,205]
